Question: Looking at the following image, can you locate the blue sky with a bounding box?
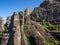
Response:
[0,0,44,23]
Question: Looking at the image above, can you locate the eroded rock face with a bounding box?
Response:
[12,12,21,45]
[0,11,48,45]
[0,11,28,45]
[31,0,60,24]
[0,17,9,45]
[46,0,54,4]
[6,16,11,28]
[19,12,28,45]
[25,8,31,26]
[0,17,4,31]
[26,21,48,45]
[1,33,9,45]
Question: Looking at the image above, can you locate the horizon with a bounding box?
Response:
[0,0,44,23]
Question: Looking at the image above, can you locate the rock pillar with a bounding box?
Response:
[25,8,31,26]
[0,17,4,31]
[13,12,21,45]
[19,12,28,45]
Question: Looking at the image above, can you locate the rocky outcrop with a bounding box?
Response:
[0,17,4,31]
[24,8,48,45]
[25,8,31,26]
[12,12,21,45]
[26,20,48,45]
[0,7,49,45]
[6,16,11,28]
[0,16,10,45]
[19,12,28,45]
[1,11,28,45]
[1,32,9,45]
[31,0,60,24]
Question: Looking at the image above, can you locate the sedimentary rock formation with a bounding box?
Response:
[0,7,49,45]
[1,8,48,45]
[12,12,21,45]
[25,8,31,25]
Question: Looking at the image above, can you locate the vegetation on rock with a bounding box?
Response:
[41,22,60,30]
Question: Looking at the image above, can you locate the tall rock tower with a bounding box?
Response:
[25,8,31,26]
[6,16,11,28]
[19,12,28,45]
[13,12,21,45]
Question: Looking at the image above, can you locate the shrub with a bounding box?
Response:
[0,31,3,38]
[24,25,28,33]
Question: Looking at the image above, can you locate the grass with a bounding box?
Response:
[0,31,3,38]
[45,38,54,45]
[24,24,31,45]
[40,22,60,30]
[24,24,28,33]
[47,41,54,45]
[41,22,60,45]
